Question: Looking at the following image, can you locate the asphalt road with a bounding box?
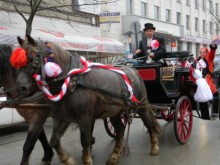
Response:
[0,116,220,165]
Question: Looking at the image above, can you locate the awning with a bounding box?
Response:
[0,24,125,54]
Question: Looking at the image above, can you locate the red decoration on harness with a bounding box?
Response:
[10,48,28,68]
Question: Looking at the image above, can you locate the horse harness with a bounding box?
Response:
[27,48,142,118]
[68,74,140,119]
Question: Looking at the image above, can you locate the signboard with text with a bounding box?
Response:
[99,12,120,24]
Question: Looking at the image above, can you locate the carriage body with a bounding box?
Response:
[133,51,196,144]
[105,51,197,144]
[133,51,196,107]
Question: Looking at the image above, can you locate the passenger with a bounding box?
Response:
[192,35,219,120]
[133,23,166,63]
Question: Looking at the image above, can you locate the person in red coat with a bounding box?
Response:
[194,36,219,119]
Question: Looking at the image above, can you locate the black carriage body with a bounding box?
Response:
[106,51,196,144]
[134,63,172,104]
[133,61,195,106]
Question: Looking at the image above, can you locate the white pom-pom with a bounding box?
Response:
[44,62,62,77]
[150,40,160,50]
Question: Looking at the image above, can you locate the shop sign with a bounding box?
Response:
[99,12,120,24]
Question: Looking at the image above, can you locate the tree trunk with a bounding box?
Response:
[26,19,33,36]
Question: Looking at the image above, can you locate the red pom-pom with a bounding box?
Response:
[10,48,28,68]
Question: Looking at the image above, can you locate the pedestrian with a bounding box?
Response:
[133,23,166,63]
[193,35,219,120]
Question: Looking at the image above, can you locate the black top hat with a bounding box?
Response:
[143,23,156,31]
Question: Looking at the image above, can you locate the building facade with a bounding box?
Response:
[100,0,220,57]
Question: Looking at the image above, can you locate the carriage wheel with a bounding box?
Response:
[103,112,127,138]
[174,96,193,144]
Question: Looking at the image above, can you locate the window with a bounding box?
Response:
[194,0,198,9]
[176,0,181,3]
[210,1,213,11]
[187,42,192,52]
[196,43,200,56]
[186,0,190,6]
[166,9,170,22]
[216,3,219,16]
[126,0,133,14]
[195,17,198,32]
[210,22,213,34]
[141,2,147,17]
[186,15,190,30]
[216,24,219,35]
[203,20,206,33]
[154,6,159,20]
[177,41,182,51]
[176,12,181,24]
[202,0,205,10]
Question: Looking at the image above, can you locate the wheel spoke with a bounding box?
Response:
[181,124,186,140]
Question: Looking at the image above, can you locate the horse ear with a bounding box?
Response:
[17,36,24,46]
[26,35,37,46]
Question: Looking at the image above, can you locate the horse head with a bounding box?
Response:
[12,35,45,96]
[13,35,79,97]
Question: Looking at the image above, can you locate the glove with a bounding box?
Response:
[191,61,197,69]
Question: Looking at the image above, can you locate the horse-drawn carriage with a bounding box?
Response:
[104,51,202,144]
[2,35,220,165]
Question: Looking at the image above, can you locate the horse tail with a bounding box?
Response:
[145,99,163,136]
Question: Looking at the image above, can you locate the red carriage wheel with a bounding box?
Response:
[103,112,127,138]
[174,96,193,144]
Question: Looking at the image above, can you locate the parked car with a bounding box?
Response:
[0,96,24,128]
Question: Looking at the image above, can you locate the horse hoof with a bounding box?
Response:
[84,161,93,165]
[82,155,92,165]
[106,153,120,165]
[65,157,78,165]
[41,161,51,165]
[150,147,159,156]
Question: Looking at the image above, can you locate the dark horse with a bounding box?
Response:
[13,35,162,165]
[0,44,55,165]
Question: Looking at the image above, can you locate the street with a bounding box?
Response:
[0,117,220,165]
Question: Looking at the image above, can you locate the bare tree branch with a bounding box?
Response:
[13,3,27,21]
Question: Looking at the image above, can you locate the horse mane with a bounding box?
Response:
[0,44,15,76]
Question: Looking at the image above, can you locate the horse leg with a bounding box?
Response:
[106,114,125,165]
[91,120,95,146]
[38,129,54,165]
[137,104,162,156]
[20,122,45,165]
[79,116,93,165]
[49,119,76,165]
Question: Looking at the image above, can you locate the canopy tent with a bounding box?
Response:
[0,24,125,57]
